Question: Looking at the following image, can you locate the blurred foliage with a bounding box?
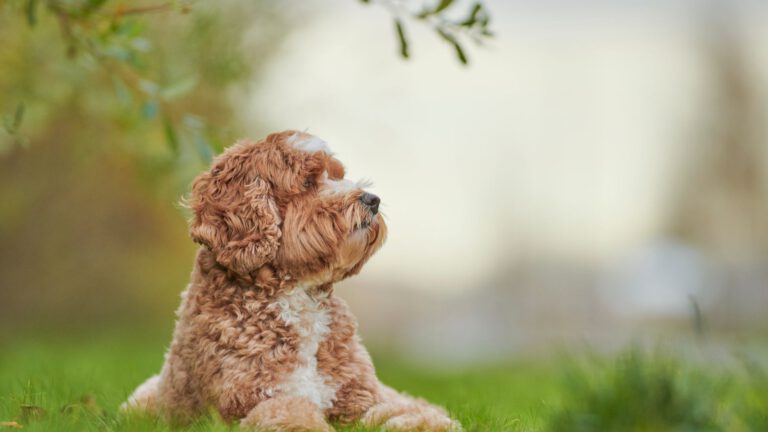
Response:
[0,0,282,178]
[362,0,492,65]
[0,1,492,165]
[544,347,768,432]
[740,357,768,431]
[0,0,286,331]
[0,0,493,333]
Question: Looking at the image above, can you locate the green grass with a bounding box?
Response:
[0,333,557,431]
[1,334,767,431]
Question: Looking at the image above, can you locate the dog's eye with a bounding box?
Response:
[303,177,316,189]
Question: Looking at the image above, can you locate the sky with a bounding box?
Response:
[245,0,768,293]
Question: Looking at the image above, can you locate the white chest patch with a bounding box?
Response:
[274,287,336,410]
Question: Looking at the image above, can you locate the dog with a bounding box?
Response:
[122,131,460,431]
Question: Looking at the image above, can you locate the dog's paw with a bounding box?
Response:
[382,411,461,432]
[241,396,334,432]
[362,400,461,432]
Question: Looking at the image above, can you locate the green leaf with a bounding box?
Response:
[26,0,38,27]
[417,0,455,19]
[130,37,152,53]
[114,20,145,38]
[3,103,25,134]
[433,0,455,14]
[415,10,430,20]
[459,3,483,27]
[2,117,12,134]
[395,19,409,59]
[79,0,108,16]
[193,134,214,164]
[112,77,133,106]
[161,76,199,101]
[182,114,203,129]
[162,117,179,154]
[453,43,468,65]
[13,103,25,131]
[479,7,491,29]
[138,80,160,96]
[101,46,132,62]
[142,101,159,119]
[437,29,468,65]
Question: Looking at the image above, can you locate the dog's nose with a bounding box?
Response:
[360,192,380,214]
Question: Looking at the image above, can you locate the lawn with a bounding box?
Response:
[1,333,766,431]
[0,333,557,432]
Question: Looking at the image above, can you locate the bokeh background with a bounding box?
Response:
[2,0,768,366]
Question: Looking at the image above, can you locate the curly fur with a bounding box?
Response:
[122,131,461,431]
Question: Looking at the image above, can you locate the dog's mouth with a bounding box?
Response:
[353,214,379,232]
[353,219,372,231]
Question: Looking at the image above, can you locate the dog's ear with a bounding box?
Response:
[188,162,281,275]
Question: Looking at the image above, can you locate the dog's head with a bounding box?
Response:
[188,130,386,288]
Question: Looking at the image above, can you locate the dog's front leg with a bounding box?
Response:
[362,384,461,432]
[121,374,162,414]
[121,366,204,423]
[240,396,334,432]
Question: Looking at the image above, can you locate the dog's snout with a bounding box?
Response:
[360,192,380,214]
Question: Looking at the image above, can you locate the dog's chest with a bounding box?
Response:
[273,288,336,410]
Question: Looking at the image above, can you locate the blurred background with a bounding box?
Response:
[2,0,768,364]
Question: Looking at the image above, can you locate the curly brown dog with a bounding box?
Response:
[122,131,460,431]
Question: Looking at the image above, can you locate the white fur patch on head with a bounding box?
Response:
[321,178,358,195]
[287,133,331,154]
[274,287,337,410]
[320,173,372,196]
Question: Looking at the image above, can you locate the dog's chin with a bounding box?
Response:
[288,215,386,287]
[352,216,375,232]
[353,212,384,233]
[320,217,383,281]
[353,220,371,231]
